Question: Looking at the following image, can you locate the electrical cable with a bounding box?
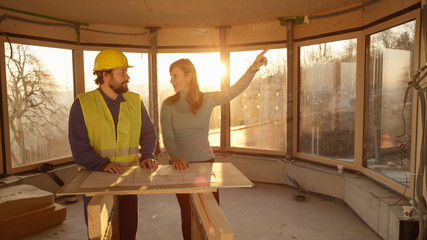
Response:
[77,27,148,36]
[404,0,427,237]
[391,130,410,206]
[309,0,381,20]
[285,160,307,201]
[0,15,13,58]
[405,64,427,240]
[2,14,73,27]
[391,66,417,206]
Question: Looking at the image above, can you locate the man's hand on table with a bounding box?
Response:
[102,162,125,174]
[140,158,159,170]
[172,158,190,170]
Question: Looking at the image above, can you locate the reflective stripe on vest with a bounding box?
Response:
[78,90,141,163]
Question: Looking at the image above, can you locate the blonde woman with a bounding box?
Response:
[160,49,268,240]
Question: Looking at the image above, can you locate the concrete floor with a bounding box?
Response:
[23,182,382,240]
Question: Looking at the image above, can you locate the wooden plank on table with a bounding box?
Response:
[210,162,254,188]
[57,163,253,196]
[190,192,233,240]
[88,195,118,240]
[57,170,91,196]
[0,184,54,219]
[0,203,66,240]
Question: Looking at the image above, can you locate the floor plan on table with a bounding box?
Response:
[79,163,217,188]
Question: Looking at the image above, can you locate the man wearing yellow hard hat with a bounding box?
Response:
[68,49,158,239]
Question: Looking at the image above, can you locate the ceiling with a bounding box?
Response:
[0,0,364,29]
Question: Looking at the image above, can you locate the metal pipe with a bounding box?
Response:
[0,5,89,26]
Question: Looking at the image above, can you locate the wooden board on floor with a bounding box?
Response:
[190,192,233,240]
[0,184,54,219]
[0,203,67,240]
[57,162,253,196]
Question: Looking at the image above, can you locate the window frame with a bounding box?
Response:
[156,50,223,150]
[226,45,288,156]
[361,10,420,193]
[0,42,5,176]
[1,38,78,174]
[292,9,420,195]
[294,32,364,168]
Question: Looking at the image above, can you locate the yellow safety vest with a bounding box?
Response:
[78,90,141,165]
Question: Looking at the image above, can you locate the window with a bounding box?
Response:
[230,49,287,151]
[299,39,357,162]
[83,51,150,107]
[5,43,74,168]
[365,20,416,185]
[157,52,222,147]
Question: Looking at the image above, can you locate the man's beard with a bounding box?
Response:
[109,81,129,94]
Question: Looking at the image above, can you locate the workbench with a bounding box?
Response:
[57,162,253,240]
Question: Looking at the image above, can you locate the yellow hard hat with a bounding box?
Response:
[93,49,134,71]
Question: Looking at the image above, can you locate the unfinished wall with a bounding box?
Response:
[215,154,412,240]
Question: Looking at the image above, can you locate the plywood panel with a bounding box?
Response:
[157,27,219,50]
[0,0,364,29]
[295,8,362,40]
[227,21,285,47]
[0,184,54,219]
[57,162,253,196]
[0,203,66,240]
[362,0,420,25]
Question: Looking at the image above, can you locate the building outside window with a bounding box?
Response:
[230,48,287,151]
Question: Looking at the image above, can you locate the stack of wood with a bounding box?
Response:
[0,184,67,240]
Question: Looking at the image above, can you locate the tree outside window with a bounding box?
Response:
[5,43,73,167]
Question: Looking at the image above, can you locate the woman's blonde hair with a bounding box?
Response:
[165,58,203,114]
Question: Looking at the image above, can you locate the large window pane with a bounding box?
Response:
[299,39,357,162]
[157,52,221,147]
[84,51,149,107]
[230,49,287,151]
[5,43,74,167]
[366,21,415,185]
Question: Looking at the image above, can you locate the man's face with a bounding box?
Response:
[105,67,130,94]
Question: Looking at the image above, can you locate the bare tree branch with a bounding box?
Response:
[5,44,68,165]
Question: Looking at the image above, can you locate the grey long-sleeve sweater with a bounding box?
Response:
[160,68,258,162]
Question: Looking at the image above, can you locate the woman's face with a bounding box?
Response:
[170,66,192,93]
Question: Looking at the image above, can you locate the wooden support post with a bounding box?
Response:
[217,25,231,154]
[286,19,295,159]
[145,26,161,155]
[88,195,119,240]
[190,192,233,240]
